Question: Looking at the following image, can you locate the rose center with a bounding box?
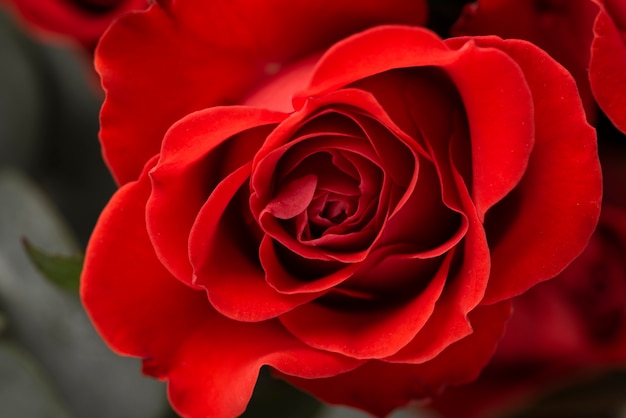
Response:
[322,200,350,224]
[306,192,359,239]
[277,150,371,241]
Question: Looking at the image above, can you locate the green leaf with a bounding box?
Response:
[22,238,83,294]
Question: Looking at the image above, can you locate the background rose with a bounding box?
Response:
[453,0,626,133]
[429,136,626,418]
[80,1,602,417]
[0,0,148,50]
[590,0,626,134]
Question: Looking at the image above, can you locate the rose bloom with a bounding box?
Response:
[453,0,626,133]
[429,138,626,418]
[1,0,148,50]
[80,1,602,417]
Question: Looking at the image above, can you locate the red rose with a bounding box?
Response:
[80,1,602,417]
[453,0,626,133]
[1,0,148,50]
[429,140,626,418]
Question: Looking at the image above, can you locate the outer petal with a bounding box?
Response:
[447,36,601,303]
[283,301,512,417]
[81,161,361,418]
[96,0,427,184]
[440,39,534,219]
[590,0,626,133]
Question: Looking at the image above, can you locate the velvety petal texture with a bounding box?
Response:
[82,1,602,417]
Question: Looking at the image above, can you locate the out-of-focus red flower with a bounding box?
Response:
[453,0,626,134]
[590,0,626,134]
[1,0,148,50]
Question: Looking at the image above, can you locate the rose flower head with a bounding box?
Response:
[80,1,602,417]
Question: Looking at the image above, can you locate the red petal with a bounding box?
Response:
[265,175,318,219]
[376,156,464,257]
[442,38,535,219]
[260,236,360,294]
[296,26,451,106]
[283,301,512,417]
[97,0,427,184]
